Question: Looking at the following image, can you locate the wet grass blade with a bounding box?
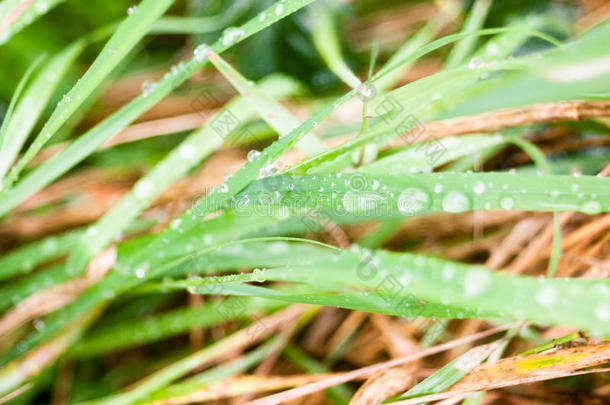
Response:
[207,51,325,155]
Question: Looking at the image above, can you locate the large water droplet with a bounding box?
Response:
[247,149,261,162]
[251,268,265,282]
[397,188,431,215]
[581,200,601,214]
[441,191,471,213]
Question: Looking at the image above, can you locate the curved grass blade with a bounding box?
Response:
[392,342,499,402]
[207,51,325,155]
[0,40,85,181]
[444,0,493,69]
[257,249,610,335]
[310,0,360,89]
[0,54,44,179]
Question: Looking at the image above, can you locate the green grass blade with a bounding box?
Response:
[361,134,506,175]
[236,173,609,216]
[444,0,493,69]
[0,40,85,181]
[207,50,325,155]
[310,0,360,89]
[0,54,44,172]
[392,342,498,402]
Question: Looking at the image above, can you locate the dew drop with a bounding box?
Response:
[275,4,285,15]
[194,45,211,64]
[135,267,146,278]
[178,143,196,160]
[595,303,610,321]
[442,191,471,213]
[581,200,601,214]
[342,191,385,213]
[251,268,265,282]
[468,57,483,69]
[33,318,45,330]
[535,286,557,307]
[141,80,156,96]
[247,149,261,162]
[134,180,153,199]
[127,5,137,15]
[397,188,431,215]
[361,143,378,165]
[463,270,491,297]
[222,27,245,47]
[472,181,486,195]
[500,197,514,210]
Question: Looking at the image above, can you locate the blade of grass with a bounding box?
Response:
[444,0,493,69]
[0,54,45,173]
[310,0,360,89]
[206,51,325,155]
[390,342,500,402]
[0,40,86,181]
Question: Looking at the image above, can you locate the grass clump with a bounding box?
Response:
[0,0,609,404]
